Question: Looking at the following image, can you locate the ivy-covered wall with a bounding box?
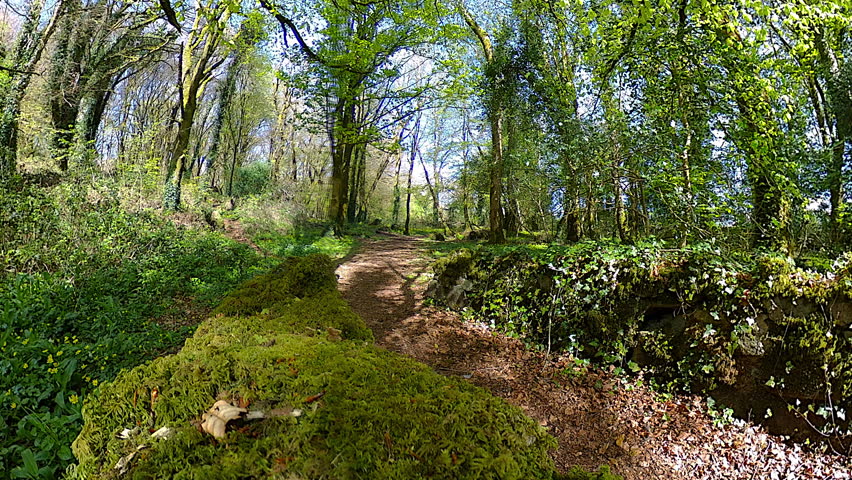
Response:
[427,243,852,449]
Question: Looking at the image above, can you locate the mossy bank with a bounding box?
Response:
[69,254,614,479]
[427,243,852,451]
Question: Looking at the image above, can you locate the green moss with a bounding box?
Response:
[70,254,568,480]
[196,292,373,344]
[213,254,337,316]
[72,334,556,479]
[432,248,479,282]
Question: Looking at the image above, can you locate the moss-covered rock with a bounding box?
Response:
[70,254,567,480]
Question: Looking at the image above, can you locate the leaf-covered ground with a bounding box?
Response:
[336,234,852,479]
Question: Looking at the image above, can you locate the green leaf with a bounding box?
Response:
[20,449,38,477]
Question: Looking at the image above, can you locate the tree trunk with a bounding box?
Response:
[404,144,416,236]
[207,55,240,186]
[461,113,473,230]
[48,0,84,171]
[563,164,581,242]
[0,0,61,178]
[392,152,403,226]
[346,142,363,223]
[711,17,790,251]
[459,5,505,243]
[612,157,628,243]
[329,98,356,231]
[403,114,421,235]
[814,30,852,240]
[489,110,506,243]
[419,151,450,232]
[164,103,196,210]
[163,5,227,210]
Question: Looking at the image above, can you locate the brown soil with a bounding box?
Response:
[221,218,265,254]
[337,234,852,480]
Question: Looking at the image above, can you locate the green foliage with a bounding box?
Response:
[0,177,274,479]
[70,255,568,480]
[231,162,271,197]
[430,242,852,441]
[252,227,357,259]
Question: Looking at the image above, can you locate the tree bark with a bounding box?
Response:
[163,3,227,211]
[403,114,421,235]
[0,0,62,178]
[459,4,506,243]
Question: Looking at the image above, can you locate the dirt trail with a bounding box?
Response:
[337,234,851,480]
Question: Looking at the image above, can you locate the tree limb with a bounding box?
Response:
[457,2,493,61]
[158,0,182,32]
[0,64,38,76]
[258,0,321,62]
[600,19,639,82]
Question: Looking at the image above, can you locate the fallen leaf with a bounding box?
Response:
[151,426,173,440]
[305,391,326,404]
[116,427,138,440]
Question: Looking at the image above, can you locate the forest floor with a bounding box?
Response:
[336,233,852,480]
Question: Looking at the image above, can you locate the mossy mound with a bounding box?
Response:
[212,254,337,316]
[70,254,572,479]
[195,292,373,344]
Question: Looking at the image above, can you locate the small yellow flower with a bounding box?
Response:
[47,354,54,364]
[11,402,17,409]
[22,363,28,369]
[22,339,29,345]
[92,379,99,386]
[48,368,58,374]
[69,394,79,405]
[56,351,63,357]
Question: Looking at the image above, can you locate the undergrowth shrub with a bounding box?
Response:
[0,176,273,479]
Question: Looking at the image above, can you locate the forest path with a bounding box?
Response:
[336,234,851,480]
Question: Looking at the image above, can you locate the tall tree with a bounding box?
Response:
[702,7,794,250]
[47,0,171,170]
[0,0,63,178]
[261,0,448,231]
[162,0,230,211]
[458,3,506,243]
